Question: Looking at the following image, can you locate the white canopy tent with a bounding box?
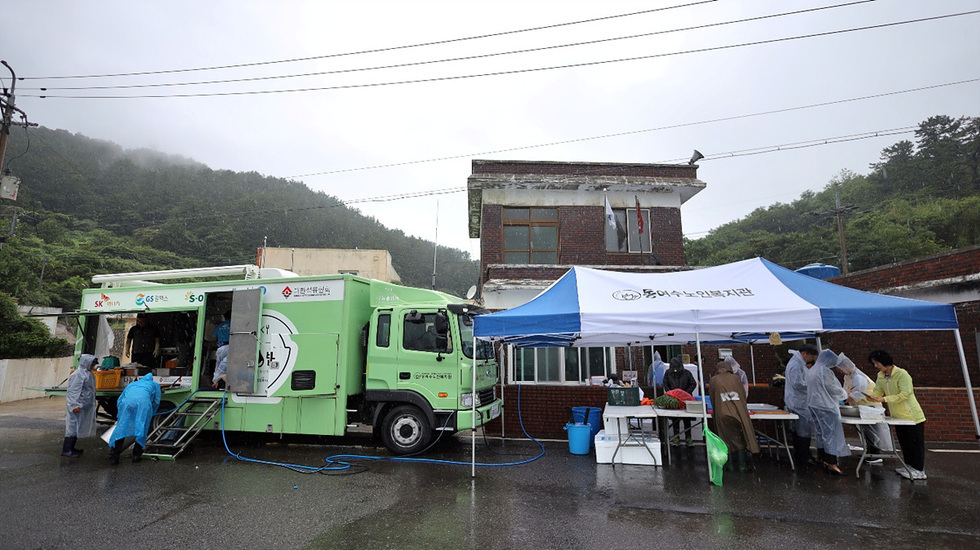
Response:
[470,258,979,474]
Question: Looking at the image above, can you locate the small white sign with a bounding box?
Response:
[0,174,19,201]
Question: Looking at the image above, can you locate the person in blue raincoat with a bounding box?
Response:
[62,354,98,458]
[805,348,850,475]
[784,346,818,466]
[108,373,161,465]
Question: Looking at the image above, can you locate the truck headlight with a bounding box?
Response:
[461,393,475,408]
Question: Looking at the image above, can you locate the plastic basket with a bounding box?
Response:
[606,386,640,406]
[93,369,122,390]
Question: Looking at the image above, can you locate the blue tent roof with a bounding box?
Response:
[474,258,959,347]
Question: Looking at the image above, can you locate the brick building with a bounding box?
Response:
[467,159,706,439]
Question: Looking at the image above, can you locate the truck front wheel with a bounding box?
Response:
[381,405,431,455]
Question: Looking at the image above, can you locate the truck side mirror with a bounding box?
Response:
[434,311,449,334]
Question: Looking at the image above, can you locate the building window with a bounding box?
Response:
[503,207,558,264]
[606,208,651,253]
[512,346,612,384]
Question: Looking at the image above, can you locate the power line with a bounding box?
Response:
[657,126,917,164]
[112,123,927,231]
[26,1,871,93]
[288,78,978,178]
[22,10,979,100]
[20,1,717,81]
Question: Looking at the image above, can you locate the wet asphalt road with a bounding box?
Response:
[3,397,980,550]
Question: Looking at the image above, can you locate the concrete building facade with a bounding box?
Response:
[258,247,401,283]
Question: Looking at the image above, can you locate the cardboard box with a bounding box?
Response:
[594,430,661,465]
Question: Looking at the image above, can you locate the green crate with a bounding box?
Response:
[606,386,640,406]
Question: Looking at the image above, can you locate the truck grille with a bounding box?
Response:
[478,388,495,406]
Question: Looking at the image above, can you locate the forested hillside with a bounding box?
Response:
[685,115,980,271]
[1,115,976,311]
[0,127,478,309]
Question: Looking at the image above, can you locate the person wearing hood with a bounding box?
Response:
[211,344,229,389]
[647,351,667,388]
[62,354,98,458]
[866,350,927,481]
[833,352,893,462]
[709,358,760,472]
[805,348,850,475]
[108,373,161,465]
[784,345,818,466]
[663,356,698,446]
[723,356,749,397]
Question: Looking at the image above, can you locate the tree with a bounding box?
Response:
[0,293,71,359]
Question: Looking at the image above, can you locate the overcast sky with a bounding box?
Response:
[3,0,978,261]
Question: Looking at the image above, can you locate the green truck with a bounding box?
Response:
[70,265,501,456]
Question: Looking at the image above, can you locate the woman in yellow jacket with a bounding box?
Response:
[866,350,927,480]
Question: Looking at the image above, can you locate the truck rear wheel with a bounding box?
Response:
[151,401,176,432]
[381,405,431,455]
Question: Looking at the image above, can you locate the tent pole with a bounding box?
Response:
[952,330,980,448]
[695,333,709,477]
[750,344,756,386]
[472,334,477,478]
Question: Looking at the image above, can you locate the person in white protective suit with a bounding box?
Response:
[108,373,161,465]
[805,348,850,475]
[62,354,98,458]
[783,346,817,466]
[723,356,749,397]
[211,344,229,389]
[834,352,894,463]
[647,351,667,388]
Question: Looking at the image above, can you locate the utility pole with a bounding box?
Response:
[0,60,18,172]
[431,200,439,290]
[810,183,859,274]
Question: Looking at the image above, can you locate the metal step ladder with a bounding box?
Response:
[143,397,221,461]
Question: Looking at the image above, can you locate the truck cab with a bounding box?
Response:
[362,302,500,454]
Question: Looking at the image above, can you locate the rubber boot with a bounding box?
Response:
[61,437,81,458]
[132,444,144,463]
[737,449,748,472]
[724,452,735,472]
[71,436,84,456]
[108,446,120,466]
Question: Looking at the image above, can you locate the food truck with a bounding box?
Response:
[65,265,501,457]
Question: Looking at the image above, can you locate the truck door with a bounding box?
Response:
[396,310,455,408]
[226,288,263,394]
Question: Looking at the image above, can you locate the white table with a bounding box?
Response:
[652,408,799,469]
[601,405,660,466]
[841,416,916,478]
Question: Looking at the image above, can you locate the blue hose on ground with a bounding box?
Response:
[218,383,545,473]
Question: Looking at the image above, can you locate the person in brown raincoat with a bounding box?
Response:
[709,359,760,472]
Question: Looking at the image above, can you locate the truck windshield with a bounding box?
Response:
[456,313,495,360]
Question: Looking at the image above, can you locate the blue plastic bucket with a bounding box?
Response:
[571,406,603,446]
[565,423,591,455]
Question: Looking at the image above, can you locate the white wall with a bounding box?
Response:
[0,357,73,403]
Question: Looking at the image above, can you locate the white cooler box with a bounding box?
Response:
[594,430,661,465]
